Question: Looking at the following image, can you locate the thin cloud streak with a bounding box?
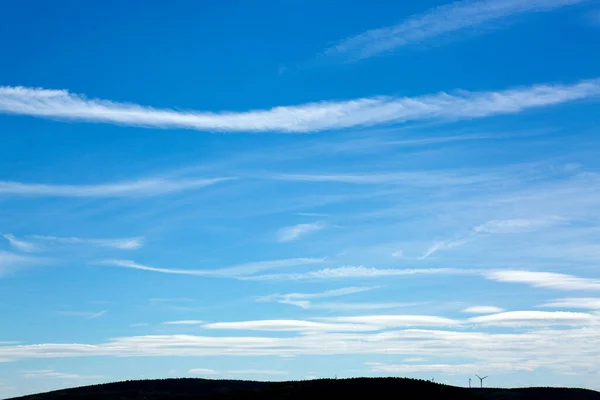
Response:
[474,217,562,234]
[539,298,600,309]
[21,369,104,380]
[101,258,325,278]
[325,0,588,60]
[419,238,471,259]
[0,177,231,197]
[1,234,38,252]
[468,310,599,326]
[31,235,144,250]
[0,79,599,132]
[485,270,600,290]
[56,310,107,320]
[248,266,477,280]
[257,286,377,308]
[276,222,325,242]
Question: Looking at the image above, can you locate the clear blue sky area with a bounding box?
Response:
[1,0,600,397]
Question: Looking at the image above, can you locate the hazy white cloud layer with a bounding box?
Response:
[2,312,600,377]
[325,0,588,60]
[1,79,599,132]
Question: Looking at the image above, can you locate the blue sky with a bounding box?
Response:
[1,0,600,397]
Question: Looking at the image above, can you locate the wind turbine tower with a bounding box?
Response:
[475,374,488,388]
[469,378,471,388]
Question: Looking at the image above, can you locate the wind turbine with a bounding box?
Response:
[469,377,471,388]
[475,374,488,388]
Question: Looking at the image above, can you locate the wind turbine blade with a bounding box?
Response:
[476,374,481,379]
[483,376,488,379]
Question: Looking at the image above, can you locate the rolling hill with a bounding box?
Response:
[6,377,600,400]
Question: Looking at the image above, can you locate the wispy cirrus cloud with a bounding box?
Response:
[485,270,600,290]
[257,286,377,308]
[468,310,599,326]
[21,369,104,380]
[325,0,588,60]
[101,258,325,278]
[419,238,471,259]
[56,310,107,319]
[266,169,498,186]
[30,235,144,250]
[248,266,475,281]
[1,234,38,252]
[276,222,326,242]
[1,79,599,133]
[0,177,230,197]
[474,217,563,234]
[539,298,600,309]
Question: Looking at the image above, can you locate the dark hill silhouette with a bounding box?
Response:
[6,377,600,400]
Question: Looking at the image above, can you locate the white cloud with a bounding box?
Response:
[474,217,562,234]
[1,234,38,252]
[56,310,107,319]
[324,315,459,328]
[0,79,599,132]
[21,369,104,380]
[485,270,600,290]
[0,177,230,197]
[257,286,376,309]
[163,320,205,325]
[259,286,422,312]
[325,0,588,60]
[266,171,495,186]
[311,302,423,311]
[3,325,600,379]
[419,238,470,259]
[468,311,599,326]
[539,298,600,309]
[203,319,376,332]
[249,266,475,280]
[462,306,506,314]
[30,235,144,250]
[101,257,324,278]
[276,222,325,242]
